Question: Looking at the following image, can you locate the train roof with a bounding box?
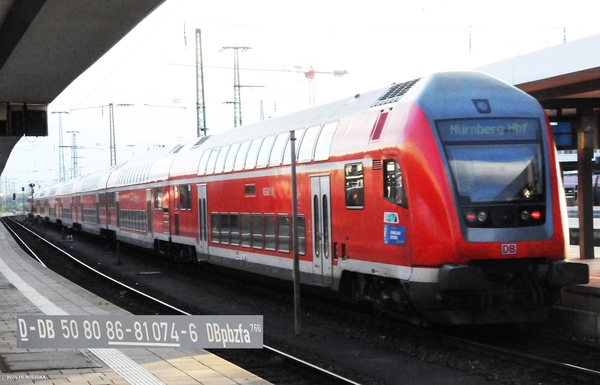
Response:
[192,81,418,148]
[166,76,423,178]
[105,144,181,188]
[33,71,538,197]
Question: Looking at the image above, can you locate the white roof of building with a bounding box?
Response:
[475,33,600,87]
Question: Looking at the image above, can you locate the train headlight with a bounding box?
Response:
[521,211,530,220]
[477,211,487,222]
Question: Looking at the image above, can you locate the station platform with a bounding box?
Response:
[567,245,600,286]
[0,222,271,384]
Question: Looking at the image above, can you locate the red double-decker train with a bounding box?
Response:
[33,71,588,324]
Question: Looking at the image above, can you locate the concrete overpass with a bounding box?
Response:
[0,0,165,175]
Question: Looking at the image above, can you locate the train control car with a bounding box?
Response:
[33,71,589,324]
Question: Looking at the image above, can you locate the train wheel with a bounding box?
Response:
[178,245,197,266]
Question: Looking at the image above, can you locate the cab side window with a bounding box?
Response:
[383,160,407,208]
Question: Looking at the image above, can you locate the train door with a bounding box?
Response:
[197,184,209,256]
[146,189,152,234]
[115,193,120,229]
[95,194,100,224]
[310,175,333,286]
[162,186,169,234]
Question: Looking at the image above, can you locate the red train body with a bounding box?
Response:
[33,71,588,324]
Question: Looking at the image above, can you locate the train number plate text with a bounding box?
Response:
[17,315,263,349]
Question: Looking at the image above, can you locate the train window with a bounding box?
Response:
[256,135,276,169]
[224,142,240,172]
[179,184,191,210]
[205,147,221,175]
[108,192,116,209]
[245,138,263,170]
[384,160,407,208]
[345,163,364,209]
[245,184,256,196]
[252,214,263,249]
[174,185,179,210]
[282,128,305,165]
[277,215,290,253]
[214,145,230,173]
[269,133,289,167]
[211,213,220,243]
[265,214,276,250]
[234,140,251,171]
[370,112,388,141]
[313,196,321,258]
[298,124,321,163]
[323,195,330,259]
[314,121,338,161]
[220,213,230,245]
[154,188,162,210]
[230,213,240,246]
[241,213,251,247]
[197,149,211,175]
[297,215,306,255]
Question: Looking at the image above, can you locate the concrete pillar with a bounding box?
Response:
[577,108,596,259]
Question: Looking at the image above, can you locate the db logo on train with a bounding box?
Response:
[501,244,517,255]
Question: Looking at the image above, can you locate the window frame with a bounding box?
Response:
[383,159,407,208]
[344,162,364,209]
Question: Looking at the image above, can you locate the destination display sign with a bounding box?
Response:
[437,118,540,142]
[17,315,263,349]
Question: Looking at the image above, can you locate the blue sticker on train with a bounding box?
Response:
[384,225,406,246]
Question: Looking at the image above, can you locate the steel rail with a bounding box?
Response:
[4,217,362,385]
[2,218,46,267]
[442,334,600,380]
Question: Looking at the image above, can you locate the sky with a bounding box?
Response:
[3,0,600,192]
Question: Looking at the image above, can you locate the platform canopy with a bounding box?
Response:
[475,33,600,102]
[0,0,165,175]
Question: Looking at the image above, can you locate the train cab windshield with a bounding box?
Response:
[445,144,542,203]
[436,118,545,228]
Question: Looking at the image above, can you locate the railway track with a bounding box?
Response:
[440,328,600,382]
[2,216,362,385]
[5,215,600,385]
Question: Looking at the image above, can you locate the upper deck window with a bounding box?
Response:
[256,135,276,169]
[205,147,220,175]
[298,124,321,163]
[314,121,338,161]
[234,140,251,171]
[269,133,290,167]
[224,143,240,172]
[245,138,263,170]
[283,128,305,165]
[214,145,230,173]
[197,149,210,175]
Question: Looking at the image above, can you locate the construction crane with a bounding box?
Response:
[303,67,348,106]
